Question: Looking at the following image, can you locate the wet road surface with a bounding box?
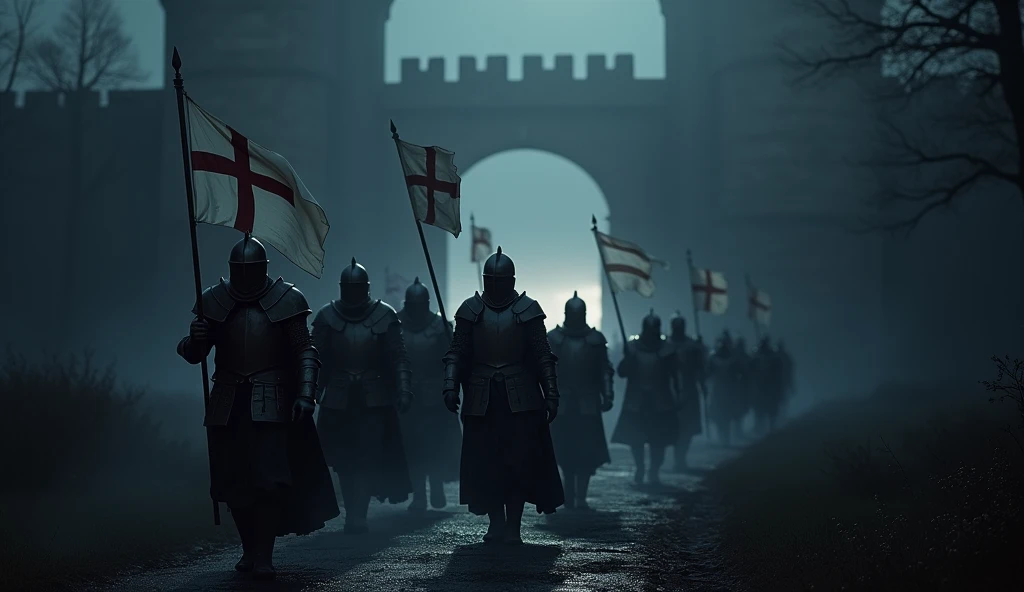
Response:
[83,441,737,591]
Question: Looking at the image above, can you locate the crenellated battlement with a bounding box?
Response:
[389,53,662,109]
[2,89,164,110]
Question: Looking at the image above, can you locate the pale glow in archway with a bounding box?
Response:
[446,150,610,330]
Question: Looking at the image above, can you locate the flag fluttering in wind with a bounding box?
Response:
[392,123,462,238]
[593,229,667,298]
[384,267,413,304]
[690,266,729,314]
[748,281,772,327]
[186,97,330,278]
[471,220,492,263]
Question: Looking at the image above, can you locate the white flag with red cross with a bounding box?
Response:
[748,282,772,327]
[186,97,329,278]
[392,123,462,238]
[471,220,492,263]
[594,229,667,298]
[690,266,728,314]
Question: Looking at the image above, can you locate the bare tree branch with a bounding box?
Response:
[0,0,40,93]
[26,0,145,93]
[785,0,1024,234]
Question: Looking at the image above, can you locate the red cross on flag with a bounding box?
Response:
[186,97,329,278]
[392,126,462,238]
[594,230,667,298]
[690,267,728,314]
[749,286,772,327]
[471,223,492,263]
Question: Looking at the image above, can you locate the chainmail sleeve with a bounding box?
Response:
[176,316,214,364]
[524,318,559,404]
[442,317,473,394]
[283,314,319,404]
[387,321,413,399]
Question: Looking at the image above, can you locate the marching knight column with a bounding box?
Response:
[442,247,565,544]
[611,310,679,486]
[398,278,461,511]
[548,291,614,510]
[175,236,339,580]
[312,258,414,534]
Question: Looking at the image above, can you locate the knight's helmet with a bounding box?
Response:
[404,277,431,316]
[670,310,687,338]
[716,329,733,352]
[482,246,516,305]
[640,308,661,342]
[563,290,587,328]
[339,257,371,307]
[228,235,270,297]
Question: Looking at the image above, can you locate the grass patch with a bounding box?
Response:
[703,381,1024,591]
[0,352,236,590]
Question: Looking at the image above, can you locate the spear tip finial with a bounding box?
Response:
[390,120,398,139]
[171,47,181,72]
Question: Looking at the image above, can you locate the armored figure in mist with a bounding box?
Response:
[707,330,745,445]
[398,278,461,512]
[669,313,705,471]
[547,291,613,510]
[751,337,785,433]
[176,236,339,580]
[442,247,565,544]
[611,310,679,486]
[313,258,413,534]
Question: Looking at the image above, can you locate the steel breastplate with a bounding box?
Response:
[212,302,289,377]
[471,303,524,370]
[555,335,599,392]
[326,319,385,380]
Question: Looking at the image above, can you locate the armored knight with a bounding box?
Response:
[707,330,744,445]
[751,336,785,434]
[547,291,613,510]
[442,246,564,544]
[313,258,414,534]
[398,277,461,512]
[669,313,706,471]
[611,310,679,486]
[176,236,339,580]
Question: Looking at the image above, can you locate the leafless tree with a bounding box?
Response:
[785,0,1024,233]
[23,0,144,341]
[0,0,40,93]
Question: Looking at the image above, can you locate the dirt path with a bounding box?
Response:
[78,441,739,592]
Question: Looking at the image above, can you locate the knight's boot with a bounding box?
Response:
[230,506,255,573]
[504,502,525,545]
[343,480,370,534]
[409,473,427,513]
[631,446,645,485]
[483,507,506,543]
[577,474,593,511]
[648,446,665,486]
[562,471,577,510]
[251,504,281,581]
[429,476,447,509]
[674,438,691,473]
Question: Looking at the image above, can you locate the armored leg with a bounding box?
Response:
[251,502,282,581]
[674,436,692,472]
[504,500,525,545]
[409,469,427,512]
[229,505,255,573]
[562,470,577,509]
[484,505,506,544]
[630,446,645,485]
[648,446,665,486]
[341,477,370,534]
[428,475,447,509]
[577,474,592,510]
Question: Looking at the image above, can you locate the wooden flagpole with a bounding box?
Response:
[471,213,483,292]
[390,120,452,337]
[686,249,702,340]
[591,215,629,349]
[746,273,762,342]
[172,48,220,526]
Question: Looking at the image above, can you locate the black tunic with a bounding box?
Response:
[444,292,564,515]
